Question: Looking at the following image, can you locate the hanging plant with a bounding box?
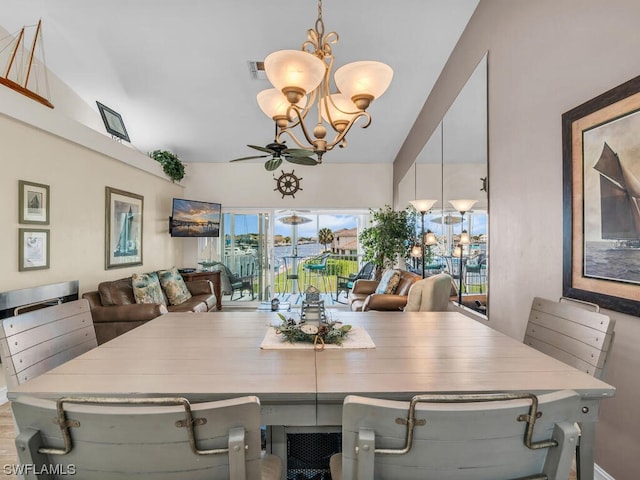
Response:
[149,150,185,182]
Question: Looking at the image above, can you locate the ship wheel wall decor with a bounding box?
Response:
[274,170,302,198]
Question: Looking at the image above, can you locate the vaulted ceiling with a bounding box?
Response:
[2,0,479,165]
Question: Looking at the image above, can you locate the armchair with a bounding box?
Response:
[348,269,421,312]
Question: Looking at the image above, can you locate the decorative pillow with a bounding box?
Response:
[375,269,402,295]
[157,267,192,306]
[131,272,166,306]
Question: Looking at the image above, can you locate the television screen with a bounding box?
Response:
[170,198,221,237]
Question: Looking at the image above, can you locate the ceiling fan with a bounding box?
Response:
[229,125,318,171]
[229,142,318,171]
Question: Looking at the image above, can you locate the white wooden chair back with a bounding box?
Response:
[524,297,615,379]
[12,395,269,480]
[332,391,580,480]
[0,299,97,388]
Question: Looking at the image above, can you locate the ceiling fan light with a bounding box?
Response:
[334,61,393,109]
[257,88,307,119]
[264,50,325,102]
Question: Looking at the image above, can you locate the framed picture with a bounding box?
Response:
[19,228,50,271]
[105,187,143,269]
[96,101,130,142]
[19,180,49,224]
[562,75,640,316]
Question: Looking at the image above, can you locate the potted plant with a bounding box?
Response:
[149,150,185,183]
[359,205,416,277]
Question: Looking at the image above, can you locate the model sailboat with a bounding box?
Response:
[0,20,54,109]
[593,141,640,247]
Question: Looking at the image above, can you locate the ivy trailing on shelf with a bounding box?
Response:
[149,150,185,182]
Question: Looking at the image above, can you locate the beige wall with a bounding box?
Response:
[0,111,183,296]
[393,1,640,477]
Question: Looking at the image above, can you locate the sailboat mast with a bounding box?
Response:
[3,27,25,78]
[24,19,42,88]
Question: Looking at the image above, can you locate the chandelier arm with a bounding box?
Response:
[283,105,319,146]
[323,111,372,151]
[277,129,316,152]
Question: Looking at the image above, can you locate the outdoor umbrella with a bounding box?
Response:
[278,213,312,255]
[431,215,462,255]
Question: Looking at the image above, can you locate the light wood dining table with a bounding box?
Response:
[8,310,614,480]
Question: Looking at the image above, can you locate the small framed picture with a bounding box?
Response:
[105,187,143,269]
[19,228,50,271]
[97,101,130,142]
[19,180,49,225]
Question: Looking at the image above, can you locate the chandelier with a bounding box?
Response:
[256,0,393,162]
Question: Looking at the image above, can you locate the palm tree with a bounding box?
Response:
[318,227,334,252]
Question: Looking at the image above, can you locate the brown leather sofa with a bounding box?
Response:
[348,269,421,312]
[83,277,217,344]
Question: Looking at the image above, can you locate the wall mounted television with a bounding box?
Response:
[170,198,221,237]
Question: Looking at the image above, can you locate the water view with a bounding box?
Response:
[584,241,640,284]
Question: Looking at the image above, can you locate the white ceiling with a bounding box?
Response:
[2,0,479,166]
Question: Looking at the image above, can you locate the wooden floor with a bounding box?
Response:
[0,400,578,479]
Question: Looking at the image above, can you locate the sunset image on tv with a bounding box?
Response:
[171,198,221,237]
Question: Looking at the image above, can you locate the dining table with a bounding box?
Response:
[8,310,614,480]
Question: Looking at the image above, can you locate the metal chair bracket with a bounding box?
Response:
[39,396,232,456]
[376,393,558,456]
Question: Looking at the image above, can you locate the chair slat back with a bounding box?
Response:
[339,391,579,480]
[0,299,97,388]
[524,297,615,379]
[12,395,263,480]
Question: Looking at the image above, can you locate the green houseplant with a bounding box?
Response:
[149,150,185,182]
[360,205,416,276]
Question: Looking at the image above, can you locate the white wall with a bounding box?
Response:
[393,1,640,476]
[0,89,183,296]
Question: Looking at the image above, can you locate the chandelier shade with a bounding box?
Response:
[334,61,394,110]
[409,199,438,213]
[264,50,325,103]
[257,88,307,122]
[320,93,358,130]
[449,199,478,214]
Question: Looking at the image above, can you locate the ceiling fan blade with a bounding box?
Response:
[283,148,315,158]
[248,144,276,154]
[265,157,283,171]
[230,155,269,162]
[285,156,319,166]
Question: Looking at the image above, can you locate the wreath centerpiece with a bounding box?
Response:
[274,313,352,350]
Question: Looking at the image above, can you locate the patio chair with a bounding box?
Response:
[12,395,281,480]
[211,263,255,300]
[335,261,375,303]
[303,252,330,293]
[330,390,580,480]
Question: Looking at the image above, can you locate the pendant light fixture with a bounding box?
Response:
[257,0,393,162]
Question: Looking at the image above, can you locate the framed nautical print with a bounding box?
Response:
[19,180,49,224]
[19,228,50,271]
[562,75,640,316]
[105,187,143,269]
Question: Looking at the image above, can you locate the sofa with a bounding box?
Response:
[83,270,217,344]
[348,269,421,312]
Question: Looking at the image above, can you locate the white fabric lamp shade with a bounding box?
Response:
[334,61,393,105]
[257,88,307,119]
[425,231,438,246]
[452,246,462,258]
[449,199,477,213]
[410,199,438,213]
[411,245,423,258]
[264,50,325,96]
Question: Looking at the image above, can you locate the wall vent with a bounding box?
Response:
[248,60,267,80]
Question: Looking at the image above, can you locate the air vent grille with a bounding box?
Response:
[248,60,267,80]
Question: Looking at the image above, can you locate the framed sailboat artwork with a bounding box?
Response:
[563,75,640,316]
[105,187,143,269]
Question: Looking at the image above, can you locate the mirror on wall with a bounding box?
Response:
[402,54,488,316]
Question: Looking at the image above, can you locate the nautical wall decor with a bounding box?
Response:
[274,169,302,198]
[105,187,143,269]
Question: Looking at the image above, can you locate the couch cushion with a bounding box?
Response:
[157,267,192,306]
[375,269,402,294]
[395,271,421,296]
[131,272,166,306]
[98,277,136,306]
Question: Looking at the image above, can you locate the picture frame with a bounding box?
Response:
[19,228,50,271]
[19,180,49,224]
[96,101,130,142]
[105,187,143,270]
[562,74,640,316]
